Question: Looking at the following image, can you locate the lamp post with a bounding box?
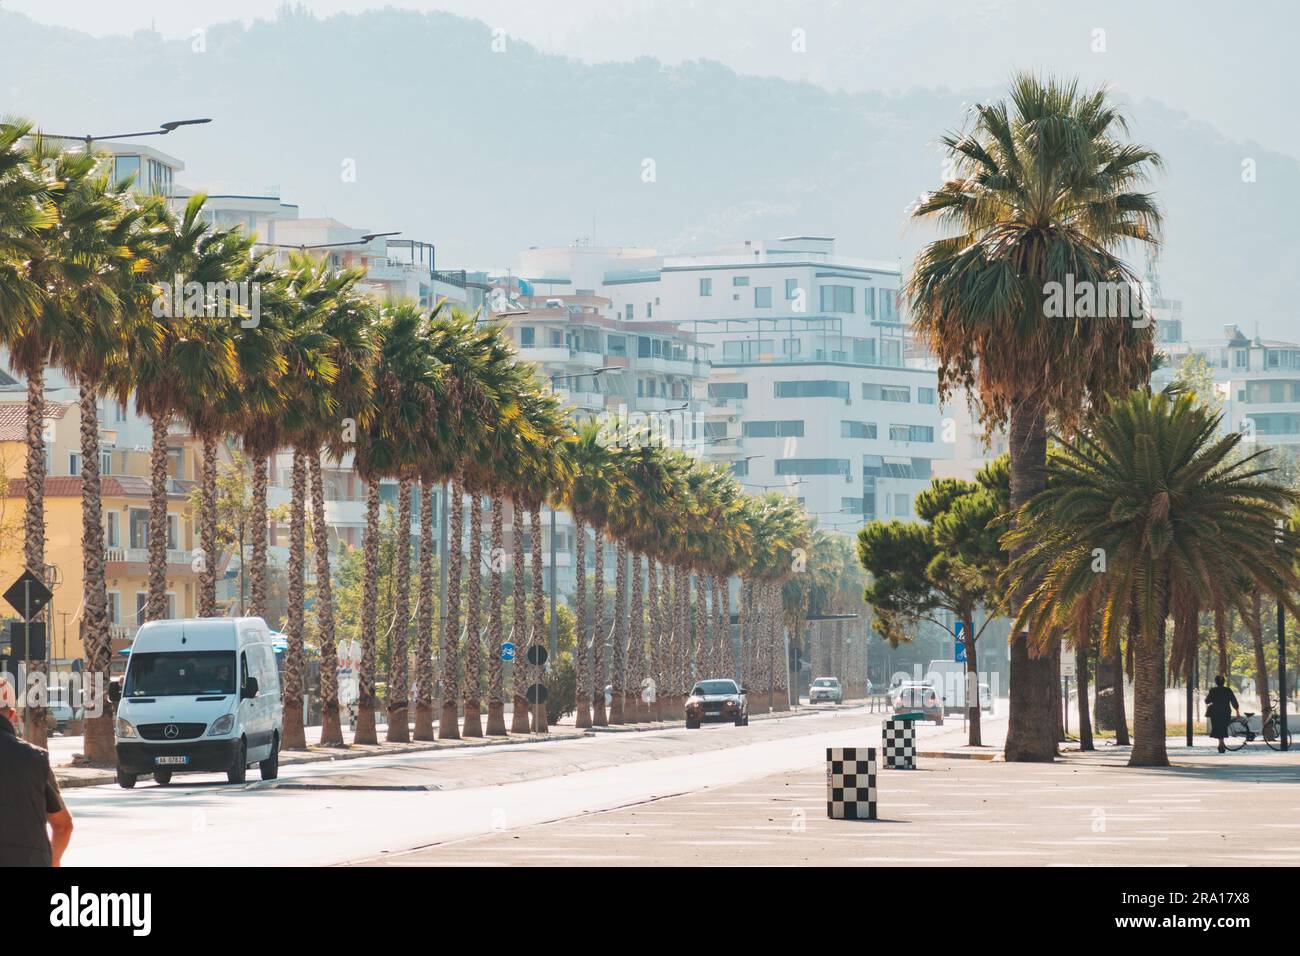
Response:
[253,232,402,254]
[42,118,213,150]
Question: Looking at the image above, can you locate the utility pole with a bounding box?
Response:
[1279,595,1289,751]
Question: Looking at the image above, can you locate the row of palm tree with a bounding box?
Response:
[0,121,817,761]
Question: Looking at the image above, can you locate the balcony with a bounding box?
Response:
[557,389,605,410]
[517,346,571,365]
[106,547,195,571]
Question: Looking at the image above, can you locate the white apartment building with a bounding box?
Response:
[520,237,948,533]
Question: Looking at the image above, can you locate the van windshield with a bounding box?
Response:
[124,651,237,697]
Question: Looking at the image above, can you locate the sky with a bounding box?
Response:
[10,0,1300,159]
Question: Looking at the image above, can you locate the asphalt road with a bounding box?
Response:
[65,703,983,866]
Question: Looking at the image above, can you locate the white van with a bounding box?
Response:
[111,618,282,788]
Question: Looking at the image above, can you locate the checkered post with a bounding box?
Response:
[882,717,916,769]
[825,747,877,820]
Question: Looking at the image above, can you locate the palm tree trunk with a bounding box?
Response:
[146,414,170,621]
[610,539,627,724]
[249,453,269,620]
[21,367,48,747]
[310,454,344,747]
[591,531,607,726]
[716,578,732,680]
[439,474,464,740]
[78,382,113,764]
[773,583,790,711]
[529,505,548,732]
[281,448,308,749]
[647,558,661,721]
[573,517,591,728]
[1075,636,1093,751]
[626,551,645,723]
[197,433,219,617]
[461,493,484,737]
[413,480,437,740]
[1248,591,1272,722]
[485,494,507,735]
[1004,397,1058,761]
[1214,605,1230,680]
[509,498,531,734]
[696,574,710,678]
[355,479,381,745]
[1129,617,1170,767]
[387,479,413,743]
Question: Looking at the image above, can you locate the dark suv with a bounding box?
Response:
[685,679,748,728]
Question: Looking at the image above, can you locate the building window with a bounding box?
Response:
[168,514,180,550]
[775,459,851,477]
[708,383,748,400]
[519,326,535,347]
[853,338,877,364]
[105,512,120,548]
[607,334,627,357]
[841,421,877,439]
[730,460,749,478]
[69,453,81,476]
[129,509,149,549]
[722,339,772,362]
[625,303,634,320]
[101,450,112,475]
[107,592,120,626]
[733,276,750,287]
[880,290,900,322]
[743,420,805,438]
[863,383,911,403]
[864,288,876,319]
[114,155,141,184]
[646,302,653,318]
[699,278,712,296]
[781,337,801,356]
[918,387,936,405]
[774,380,850,399]
[889,424,934,443]
[841,497,865,514]
[785,278,799,300]
[1233,349,1248,369]
[819,285,854,313]
[755,287,772,308]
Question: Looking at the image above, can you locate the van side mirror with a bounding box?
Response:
[740,686,748,695]
[241,676,259,700]
[107,680,122,705]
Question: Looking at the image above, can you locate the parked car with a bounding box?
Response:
[685,679,748,728]
[891,681,944,724]
[978,682,993,713]
[45,688,83,734]
[809,677,843,704]
[111,617,283,788]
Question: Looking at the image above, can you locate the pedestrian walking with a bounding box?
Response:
[0,676,73,866]
[1206,675,1241,754]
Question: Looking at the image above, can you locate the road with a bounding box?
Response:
[62,704,984,866]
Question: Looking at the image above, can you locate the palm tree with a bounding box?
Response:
[42,150,145,763]
[1006,391,1300,766]
[355,304,439,744]
[908,74,1164,761]
[131,197,245,621]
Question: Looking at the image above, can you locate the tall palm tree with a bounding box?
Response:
[131,197,246,621]
[1006,391,1300,766]
[908,73,1163,761]
[42,151,145,763]
[355,304,439,744]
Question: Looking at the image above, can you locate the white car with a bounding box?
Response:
[978,682,993,713]
[809,677,843,704]
[111,617,283,788]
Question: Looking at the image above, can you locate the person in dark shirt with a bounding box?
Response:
[1206,675,1241,754]
[0,676,73,865]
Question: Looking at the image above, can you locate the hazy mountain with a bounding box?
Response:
[1,5,1295,338]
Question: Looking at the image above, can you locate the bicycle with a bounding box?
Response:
[1223,711,1293,751]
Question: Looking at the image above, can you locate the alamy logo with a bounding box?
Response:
[152,273,261,327]
[1042,273,1151,328]
[49,886,152,936]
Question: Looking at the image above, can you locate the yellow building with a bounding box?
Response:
[0,401,200,671]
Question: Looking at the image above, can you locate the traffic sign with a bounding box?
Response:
[4,569,52,622]
[526,645,548,667]
[526,683,548,704]
[501,641,516,662]
[954,621,967,663]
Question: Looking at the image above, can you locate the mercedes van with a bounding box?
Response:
[111,617,282,788]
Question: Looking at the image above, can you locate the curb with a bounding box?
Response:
[54,727,595,789]
[917,749,1002,761]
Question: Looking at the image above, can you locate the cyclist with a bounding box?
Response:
[1206,675,1241,754]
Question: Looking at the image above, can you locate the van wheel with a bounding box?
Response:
[227,740,248,784]
[116,769,137,789]
[153,770,172,786]
[260,733,280,780]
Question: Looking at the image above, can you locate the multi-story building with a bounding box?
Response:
[1154,323,1300,454]
[519,237,948,533]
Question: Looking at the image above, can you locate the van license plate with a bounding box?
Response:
[154,755,188,766]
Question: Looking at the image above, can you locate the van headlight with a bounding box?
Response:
[115,718,138,739]
[208,714,235,736]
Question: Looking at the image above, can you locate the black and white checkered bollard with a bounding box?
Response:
[826,747,877,820]
[882,717,916,769]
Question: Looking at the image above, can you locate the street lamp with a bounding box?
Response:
[42,118,213,148]
[254,231,402,252]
